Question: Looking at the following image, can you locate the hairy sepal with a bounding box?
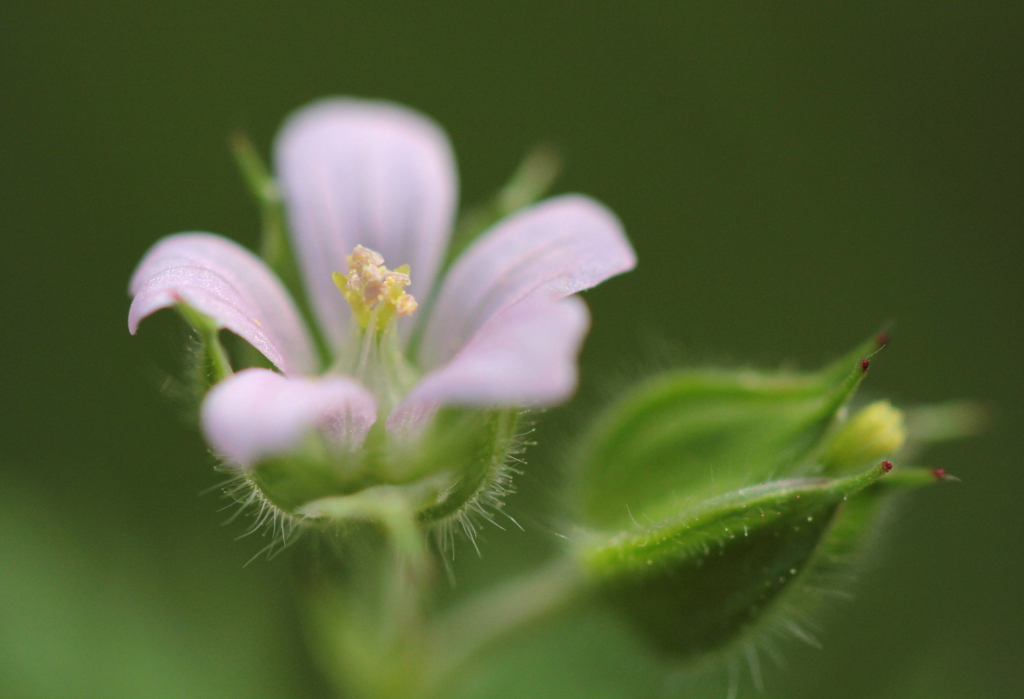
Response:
[246,408,520,527]
[174,302,233,392]
[572,340,877,530]
[579,463,894,660]
[413,408,521,526]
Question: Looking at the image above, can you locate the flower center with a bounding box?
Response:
[332,245,420,416]
[333,245,418,333]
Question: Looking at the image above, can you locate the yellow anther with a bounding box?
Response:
[348,244,384,268]
[395,294,419,317]
[335,245,418,331]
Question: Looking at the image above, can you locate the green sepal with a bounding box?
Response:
[412,408,520,525]
[174,302,232,393]
[578,463,892,660]
[572,342,874,530]
[244,408,520,526]
[873,465,954,491]
[818,329,887,385]
[230,134,297,290]
[248,434,372,514]
[445,146,561,268]
[230,133,328,365]
[298,484,433,569]
[810,465,950,596]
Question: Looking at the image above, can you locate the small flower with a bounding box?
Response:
[128,98,635,516]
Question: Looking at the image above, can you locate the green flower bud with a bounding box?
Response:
[562,336,960,663]
[822,400,907,473]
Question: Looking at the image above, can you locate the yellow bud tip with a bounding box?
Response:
[823,400,907,473]
[335,245,418,330]
[396,295,418,317]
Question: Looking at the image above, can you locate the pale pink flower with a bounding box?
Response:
[129,99,635,470]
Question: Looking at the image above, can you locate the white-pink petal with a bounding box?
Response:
[128,233,318,376]
[200,368,378,468]
[275,98,458,352]
[390,296,590,428]
[418,195,635,370]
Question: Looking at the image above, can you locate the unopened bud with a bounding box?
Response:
[822,400,906,473]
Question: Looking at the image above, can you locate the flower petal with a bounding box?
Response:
[201,368,378,468]
[390,296,590,429]
[275,98,458,351]
[128,233,318,376]
[418,194,635,370]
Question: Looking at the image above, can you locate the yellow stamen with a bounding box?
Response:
[395,295,418,317]
[335,245,418,331]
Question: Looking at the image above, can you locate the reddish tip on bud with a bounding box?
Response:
[860,358,871,372]
[933,468,947,479]
[876,331,890,347]
[881,460,894,473]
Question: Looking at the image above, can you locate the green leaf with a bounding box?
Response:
[572,341,879,530]
[249,434,371,514]
[578,463,892,659]
[0,473,307,699]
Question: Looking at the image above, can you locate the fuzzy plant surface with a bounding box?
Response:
[127,97,974,699]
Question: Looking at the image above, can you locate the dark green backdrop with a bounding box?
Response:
[2,2,1021,698]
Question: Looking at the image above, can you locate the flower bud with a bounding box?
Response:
[822,400,906,474]
[563,335,931,662]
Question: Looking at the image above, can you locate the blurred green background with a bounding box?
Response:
[2,2,1021,697]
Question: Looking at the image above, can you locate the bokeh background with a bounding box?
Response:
[2,2,1021,698]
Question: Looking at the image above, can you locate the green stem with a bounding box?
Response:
[175,303,232,387]
[230,132,289,270]
[426,556,583,689]
[199,325,232,383]
[299,488,436,699]
[300,485,434,591]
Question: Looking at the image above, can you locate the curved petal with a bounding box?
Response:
[128,233,318,376]
[390,296,590,429]
[275,98,458,351]
[418,194,635,370]
[201,368,378,468]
